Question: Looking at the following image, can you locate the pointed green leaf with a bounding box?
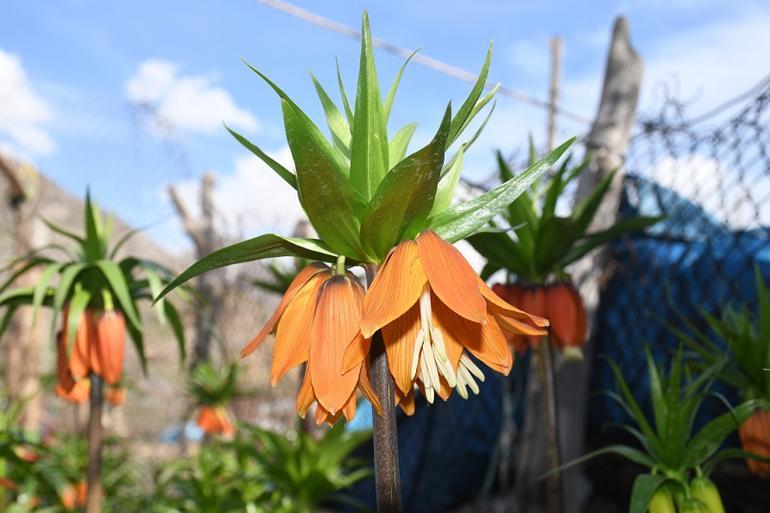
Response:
[558,216,663,267]
[143,266,166,325]
[65,285,92,352]
[349,12,389,198]
[155,234,337,302]
[629,474,667,513]
[466,231,528,277]
[94,260,141,332]
[336,58,354,126]
[32,262,62,325]
[534,217,579,276]
[226,125,297,189]
[360,106,451,260]
[163,300,186,365]
[84,191,105,261]
[310,73,351,158]
[571,170,616,236]
[429,138,574,243]
[282,101,367,258]
[450,84,500,150]
[42,218,83,245]
[431,147,463,216]
[448,43,492,146]
[384,50,418,122]
[682,399,766,468]
[53,263,88,312]
[388,122,418,167]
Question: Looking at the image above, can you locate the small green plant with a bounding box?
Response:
[560,348,769,513]
[146,424,370,513]
[668,267,770,476]
[236,423,372,513]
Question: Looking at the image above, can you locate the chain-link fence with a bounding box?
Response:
[589,76,770,431]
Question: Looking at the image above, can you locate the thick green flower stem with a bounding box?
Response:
[365,265,402,513]
[536,339,562,513]
[86,374,104,513]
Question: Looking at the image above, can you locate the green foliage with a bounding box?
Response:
[468,148,661,284]
[0,408,139,513]
[0,193,189,370]
[668,267,770,402]
[161,11,574,301]
[557,348,770,513]
[146,425,371,513]
[187,362,242,408]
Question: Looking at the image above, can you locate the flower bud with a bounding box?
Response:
[647,487,676,513]
[690,476,725,513]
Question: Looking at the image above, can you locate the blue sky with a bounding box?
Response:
[2,0,769,253]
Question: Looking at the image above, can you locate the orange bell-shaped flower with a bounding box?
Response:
[196,404,236,436]
[240,263,382,425]
[94,309,126,385]
[739,409,770,476]
[356,231,548,412]
[493,281,586,354]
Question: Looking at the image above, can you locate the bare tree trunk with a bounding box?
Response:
[0,154,45,432]
[515,18,643,513]
[168,173,221,368]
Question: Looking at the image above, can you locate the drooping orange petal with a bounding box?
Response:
[342,391,357,422]
[295,368,316,418]
[96,310,126,385]
[69,312,94,379]
[270,273,327,384]
[361,240,427,338]
[105,386,126,406]
[395,386,416,415]
[56,331,76,392]
[495,313,549,337]
[196,405,216,433]
[479,278,549,327]
[215,406,235,436]
[309,276,363,414]
[358,360,383,415]
[342,332,371,373]
[416,231,486,323]
[546,283,587,348]
[381,303,421,394]
[241,263,330,358]
[433,298,512,375]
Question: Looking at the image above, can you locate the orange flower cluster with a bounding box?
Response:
[242,231,548,423]
[492,281,586,354]
[739,409,770,476]
[61,480,88,510]
[241,264,381,426]
[196,404,236,436]
[56,308,126,403]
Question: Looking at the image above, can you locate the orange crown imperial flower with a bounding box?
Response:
[196,404,236,436]
[240,261,381,425]
[494,281,586,354]
[351,231,548,412]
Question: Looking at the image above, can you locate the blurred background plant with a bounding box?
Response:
[668,267,770,477]
[560,348,770,513]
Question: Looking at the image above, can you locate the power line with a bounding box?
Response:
[255,0,591,125]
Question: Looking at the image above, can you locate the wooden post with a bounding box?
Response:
[515,18,643,513]
[168,173,221,368]
[0,154,45,432]
[546,37,563,152]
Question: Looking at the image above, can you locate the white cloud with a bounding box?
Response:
[0,48,54,156]
[126,59,259,136]
[170,146,305,243]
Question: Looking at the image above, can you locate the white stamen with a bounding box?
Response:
[410,330,424,380]
[455,371,469,399]
[461,354,486,382]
